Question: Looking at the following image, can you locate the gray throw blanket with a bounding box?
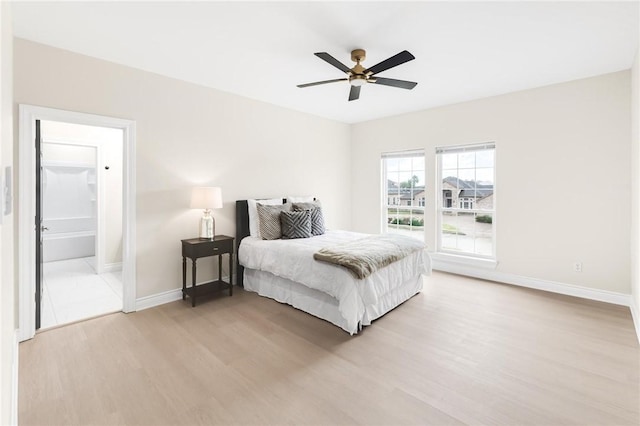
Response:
[313,234,426,279]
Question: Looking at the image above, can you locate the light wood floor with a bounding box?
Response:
[19,272,639,425]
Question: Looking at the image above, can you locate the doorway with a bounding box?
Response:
[39,120,123,329]
[19,105,136,342]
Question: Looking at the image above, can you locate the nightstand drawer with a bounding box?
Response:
[193,238,233,257]
[181,236,233,258]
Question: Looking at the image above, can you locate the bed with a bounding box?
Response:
[235,199,431,334]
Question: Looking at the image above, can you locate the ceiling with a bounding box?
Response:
[11,1,640,124]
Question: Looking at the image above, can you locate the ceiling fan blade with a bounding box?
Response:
[314,52,352,74]
[370,77,418,90]
[348,85,361,101]
[297,78,348,88]
[366,50,415,76]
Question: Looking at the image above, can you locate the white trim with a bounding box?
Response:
[433,262,631,306]
[436,141,496,154]
[18,105,136,342]
[381,149,424,159]
[136,288,183,311]
[431,252,498,269]
[18,107,35,342]
[103,262,123,273]
[10,330,18,426]
[631,297,640,345]
[122,121,137,313]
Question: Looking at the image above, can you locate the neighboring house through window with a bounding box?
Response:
[437,143,495,258]
[382,150,425,241]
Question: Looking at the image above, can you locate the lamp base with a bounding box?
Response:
[199,210,215,239]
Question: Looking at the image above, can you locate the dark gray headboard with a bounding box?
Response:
[235,200,250,287]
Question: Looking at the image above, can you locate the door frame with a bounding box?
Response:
[18,105,136,341]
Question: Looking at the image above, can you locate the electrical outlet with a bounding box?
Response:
[573,262,582,272]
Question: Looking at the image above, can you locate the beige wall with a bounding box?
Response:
[40,121,124,265]
[14,39,351,299]
[352,71,631,293]
[631,47,640,333]
[0,3,14,425]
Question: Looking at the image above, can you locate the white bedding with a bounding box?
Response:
[239,230,431,333]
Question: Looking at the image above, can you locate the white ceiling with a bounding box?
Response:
[11,1,640,124]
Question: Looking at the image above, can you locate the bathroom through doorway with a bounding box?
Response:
[38,120,124,329]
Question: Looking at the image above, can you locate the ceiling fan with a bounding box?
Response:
[297,49,417,101]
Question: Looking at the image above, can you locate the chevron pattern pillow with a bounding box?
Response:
[306,208,325,236]
[257,203,291,240]
[281,210,312,239]
[292,200,325,236]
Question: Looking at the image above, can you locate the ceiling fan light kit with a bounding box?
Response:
[349,75,367,87]
[298,48,418,101]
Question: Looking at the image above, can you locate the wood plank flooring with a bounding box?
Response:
[19,272,639,425]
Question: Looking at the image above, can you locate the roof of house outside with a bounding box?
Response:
[442,176,493,198]
[459,189,493,198]
[389,177,493,199]
[388,184,426,199]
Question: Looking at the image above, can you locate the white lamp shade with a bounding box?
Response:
[190,187,223,209]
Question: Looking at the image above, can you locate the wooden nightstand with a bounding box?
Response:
[181,235,234,307]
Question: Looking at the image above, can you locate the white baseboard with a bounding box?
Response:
[136,288,183,311]
[103,262,122,273]
[630,297,640,345]
[11,330,18,426]
[135,274,234,311]
[433,261,631,307]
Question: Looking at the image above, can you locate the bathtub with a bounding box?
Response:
[42,217,96,262]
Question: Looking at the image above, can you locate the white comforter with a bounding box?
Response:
[239,230,431,332]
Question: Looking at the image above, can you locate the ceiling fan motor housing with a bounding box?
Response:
[351,49,366,63]
[349,49,368,86]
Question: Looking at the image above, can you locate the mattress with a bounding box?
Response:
[239,230,431,333]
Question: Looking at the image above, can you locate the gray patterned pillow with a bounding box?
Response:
[292,200,325,236]
[257,203,291,240]
[280,210,312,239]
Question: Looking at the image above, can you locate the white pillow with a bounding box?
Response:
[287,195,315,203]
[248,198,283,238]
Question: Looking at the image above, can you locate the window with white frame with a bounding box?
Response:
[437,143,495,258]
[460,198,474,210]
[382,150,425,241]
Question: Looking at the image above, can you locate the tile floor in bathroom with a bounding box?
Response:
[41,257,122,329]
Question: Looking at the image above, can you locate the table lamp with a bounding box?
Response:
[190,187,223,239]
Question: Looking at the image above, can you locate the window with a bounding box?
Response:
[460,198,474,210]
[382,150,425,241]
[437,143,495,258]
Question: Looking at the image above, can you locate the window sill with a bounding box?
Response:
[429,252,498,270]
